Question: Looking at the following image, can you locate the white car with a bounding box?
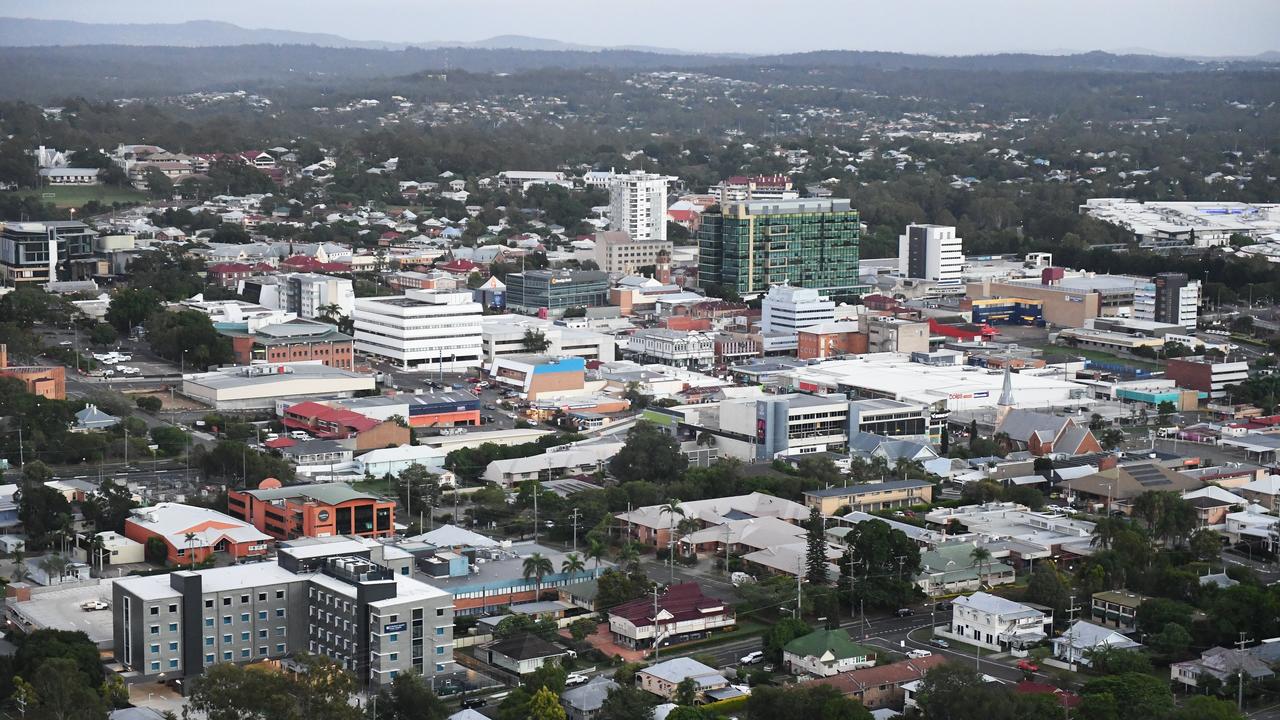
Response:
[740,651,764,665]
[565,673,589,687]
[59,340,73,346]
[116,354,132,361]
[906,649,932,659]
[119,366,141,375]
[80,600,109,611]
[289,431,311,440]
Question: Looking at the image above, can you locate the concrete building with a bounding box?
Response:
[222,318,355,371]
[489,355,586,400]
[592,230,673,275]
[714,174,797,204]
[182,362,376,410]
[1165,356,1249,401]
[480,315,614,363]
[760,285,836,347]
[353,290,483,372]
[1133,273,1200,330]
[123,503,272,566]
[227,481,397,541]
[609,170,672,243]
[504,270,610,315]
[0,220,98,284]
[797,322,865,360]
[112,542,453,686]
[0,344,66,399]
[898,224,964,285]
[252,273,356,321]
[866,317,930,354]
[698,198,862,297]
[719,393,853,460]
[1080,199,1280,248]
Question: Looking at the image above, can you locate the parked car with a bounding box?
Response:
[740,651,764,665]
[906,649,932,659]
[459,698,487,709]
[565,673,589,687]
[929,638,950,649]
[59,340,73,346]
[80,600,109,611]
[934,601,952,612]
[895,608,915,617]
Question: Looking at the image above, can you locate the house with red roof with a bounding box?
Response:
[207,262,266,288]
[803,654,946,711]
[1013,681,1081,709]
[436,259,479,277]
[280,255,349,273]
[607,582,735,650]
[280,401,409,452]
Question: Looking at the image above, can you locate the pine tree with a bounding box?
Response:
[805,507,829,585]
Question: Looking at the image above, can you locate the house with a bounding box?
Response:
[803,655,946,711]
[1172,646,1275,689]
[636,658,728,702]
[123,502,272,565]
[615,492,809,549]
[995,409,1101,457]
[558,579,601,612]
[914,542,1016,597]
[943,591,1051,654]
[1058,460,1205,514]
[608,582,735,650]
[73,404,121,432]
[481,634,572,675]
[1053,620,1142,665]
[1091,590,1147,631]
[782,628,876,676]
[560,676,617,720]
[803,479,934,515]
[677,515,806,558]
[1239,475,1280,512]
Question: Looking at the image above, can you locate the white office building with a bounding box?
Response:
[761,285,836,334]
[624,329,714,368]
[480,315,615,363]
[898,224,964,283]
[1133,273,1201,330]
[353,290,483,372]
[609,171,673,243]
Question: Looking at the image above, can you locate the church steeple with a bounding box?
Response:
[998,364,1015,407]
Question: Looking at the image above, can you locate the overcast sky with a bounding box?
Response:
[2,0,1277,57]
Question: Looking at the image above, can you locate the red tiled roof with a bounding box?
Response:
[283,401,380,435]
[263,437,296,449]
[208,262,253,273]
[609,582,728,628]
[437,259,478,273]
[1014,681,1081,708]
[281,256,348,272]
[802,655,946,695]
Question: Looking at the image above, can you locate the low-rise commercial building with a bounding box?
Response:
[182,362,376,410]
[228,481,396,541]
[624,329,715,369]
[353,290,483,372]
[0,344,66,399]
[1165,356,1250,401]
[489,355,586,400]
[608,582,735,650]
[280,401,409,450]
[480,316,615,363]
[222,318,355,371]
[505,269,610,315]
[123,503,272,565]
[803,480,934,515]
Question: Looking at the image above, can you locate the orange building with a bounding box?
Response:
[221,319,355,371]
[280,401,410,451]
[797,325,868,360]
[124,502,273,565]
[0,344,66,399]
[227,480,396,541]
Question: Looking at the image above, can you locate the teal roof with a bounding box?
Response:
[783,629,875,661]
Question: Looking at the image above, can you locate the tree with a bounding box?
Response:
[13,629,105,691]
[843,519,922,609]
[146,309,234,367]
[659,498,685,577]
[1150,622,1191,658]
[150,425,190,456]
[586,537,608,571]
[142,166,174,200]
[105,287,163,334]
[805,507,830,585]
[608,421,687,484]
[27,657,107,720]
[145,536,168,565]
[569,617,597,642]
[1083,647,1153,676]
[596,684,657,720]
[1024,561,1071,614]
[522,329,552,353]
[763,618,811,663]
[1078,673,1173,720]
[1190,528,1223,563]
[526,687,566,720]
[1172,696,1245,720]
[673,677,698,707]
[596,568,648,610]
[561,553,585,574]
[969,545,993,583]
[188,654,361,720]
[372,673,448,720]
[523,552,555,599]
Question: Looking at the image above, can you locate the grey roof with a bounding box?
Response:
[280,439,350,457]
[74,404,120,428]
[560,676,617,712]
[410,523,500,549]
[243,482,374,505]
[485,634,568,661]
[997,408,1069,444]
[640,657,724,686]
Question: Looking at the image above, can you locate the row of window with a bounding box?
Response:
[201,608,286,626]
[202,644,285,666]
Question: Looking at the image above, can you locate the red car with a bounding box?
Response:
[1017,659,1040,673]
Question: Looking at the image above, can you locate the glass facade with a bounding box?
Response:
[505,270,610,313]
[699,199,863,296]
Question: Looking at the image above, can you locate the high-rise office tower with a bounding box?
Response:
[698,198,862,296]
[898,223,965,284]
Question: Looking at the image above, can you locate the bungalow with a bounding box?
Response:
[73,404,121,432]
[1172,647,1274,689]
[803,655,946,711]
[802,479,934,515]
[914,542,1016,597]
[782,629,877,677]
[636,658,728,702]
[560,676,617,720]
[1053,620,1142,665]
[482,634,572,675]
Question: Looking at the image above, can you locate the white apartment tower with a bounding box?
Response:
[898,224,965,284]
[353,289,483,371]
[609,170,673,243]
[760,284,836,334]
[1133,273,1201,330]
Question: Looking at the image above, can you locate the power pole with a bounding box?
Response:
[651,586,662,660]
[17,426,23,467]
[569,508,581,553]
[1237,632,1252,713]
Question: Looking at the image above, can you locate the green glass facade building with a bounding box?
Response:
[698,198,863,297]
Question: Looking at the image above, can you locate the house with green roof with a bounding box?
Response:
[782,628,877,677]
[914,541,1016,597]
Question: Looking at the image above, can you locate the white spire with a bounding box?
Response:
[998,365,1015,407]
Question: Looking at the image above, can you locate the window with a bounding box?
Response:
[223,616,231,625]
[150,661,160,671]
[205,654,215,665]
[169,642,178,651]
[223,597,231,606]
[241,632,250,641]
[149,625,160,635]
[276,627,286,637]
[150,606,159,616]
[258,611,268,620]
[275,590,284,599]
[168,604,178,613]
[240,649,251,658]
[435,646,444,655]
[204,618,214,627]
[436,608,445,617]
[169,659,179,669]
[240,613,250,622]
[205,599,214,609]
[389,653,398,661]
[276,608,286,618]
[436,664,445,673]
[205,637,214,646]
[150,644,160,654]
[222,651,232,661]
[389,634,398,643]
[240,595,249,604]
[258,629,268,638]
[168,623,178,632]
[276,643,286,653]
[258,592,267,601]
[223,634,232,643]
[259,646,268,656]
[389,670,399,680]
[435,626,445,636]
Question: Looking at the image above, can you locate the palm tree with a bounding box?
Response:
[55,513,74,555]
[39,554,69,584]
[659,500,685,584]
[523,553,554,600]
[969,546,993,586]
[676,517,701,557]
[1091,517,1122,550]
[183,532,197,568]
[87,534,108,574]
[586,538,608,573]
[561,553,585,574]
[619,542,641,573]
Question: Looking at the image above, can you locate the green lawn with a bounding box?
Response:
[4,185,147,208]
